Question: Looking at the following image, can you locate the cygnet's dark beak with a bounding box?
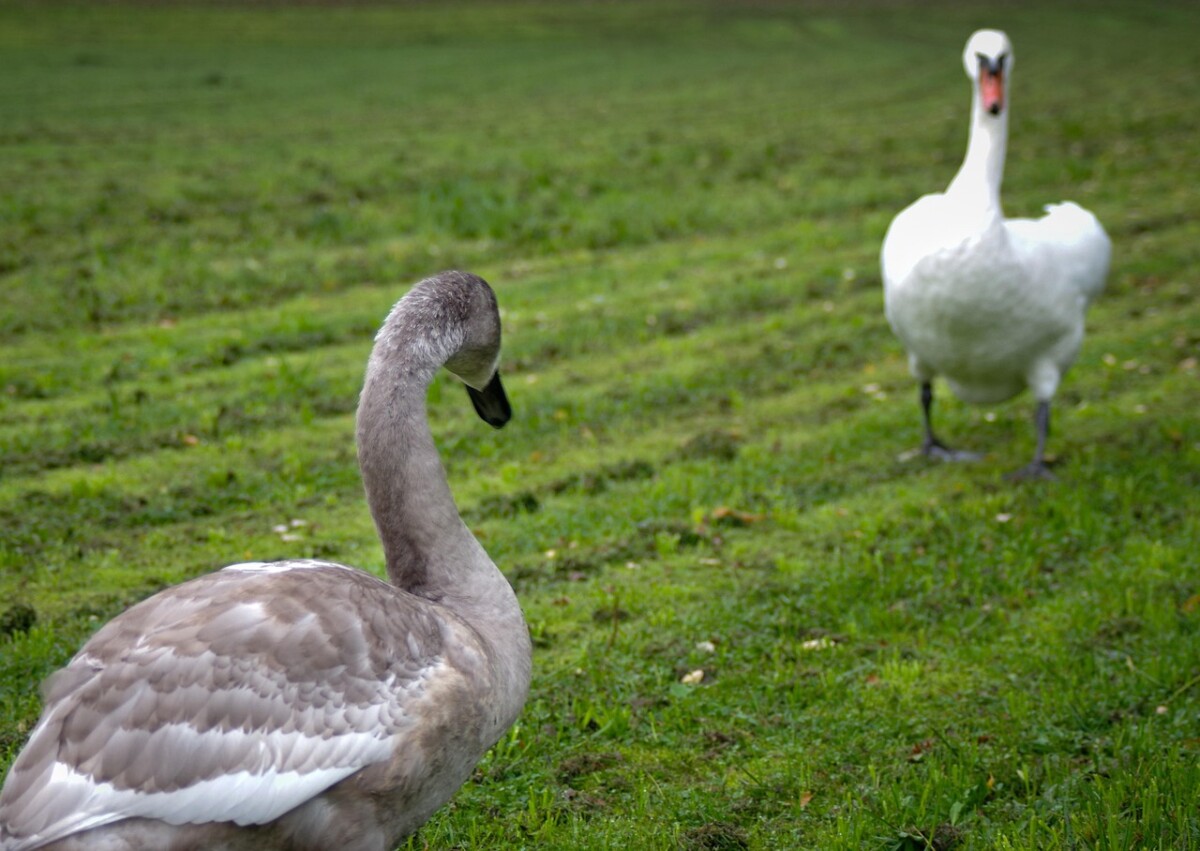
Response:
[466,371,511,429]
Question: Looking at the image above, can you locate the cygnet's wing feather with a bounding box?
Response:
[0,561,459,851]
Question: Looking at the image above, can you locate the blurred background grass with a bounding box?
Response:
[1,2,1198,848]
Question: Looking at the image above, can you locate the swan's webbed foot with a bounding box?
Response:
[922,438,983,463]
[916,381,981,462]
[1007,459,1056,482]
[1006,401,1056,481]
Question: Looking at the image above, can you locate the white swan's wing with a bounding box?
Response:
[0,562,457,851]
[881,193,949,293]
[1005,201,1111,306]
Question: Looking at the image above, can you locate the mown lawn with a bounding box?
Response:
[1,1,1198,848]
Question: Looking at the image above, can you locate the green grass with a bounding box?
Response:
[2,1,1199,848]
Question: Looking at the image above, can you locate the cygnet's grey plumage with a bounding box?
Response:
[881,30,1110,479]
[0,271,532,851]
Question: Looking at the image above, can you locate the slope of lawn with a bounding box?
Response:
[1,2,1198,848]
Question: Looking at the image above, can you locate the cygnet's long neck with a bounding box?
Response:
[358,366,460,594]
[355,309,482,600]
[946,91,1008,218]
[356,278,531,737]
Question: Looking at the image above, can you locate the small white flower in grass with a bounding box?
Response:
[800,637,834,651]
[773,257,788,270]
[1122,360,1139,371]
[625,561,640,570]
[862,383,881,394]
[842,267,857,282]
[1156,705,1168,715]
[984,412,996,422]
[995,513,1013,523]
[280,533,302,543]
[1103,353,1117,366]
[272,524,289,534]
[289,519,307,528]
[1134,404,1147,414]
[695,640,716,654]
[822,301,834,313]
[544,549,557,560]
[680,669,705,685]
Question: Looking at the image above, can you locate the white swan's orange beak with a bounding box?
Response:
[979,65,1005,116]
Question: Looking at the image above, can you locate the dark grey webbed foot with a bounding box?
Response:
[1007,459,1056,481]
[916,381,981,462]
[922,437,983,462]
[1007,401,1056,481]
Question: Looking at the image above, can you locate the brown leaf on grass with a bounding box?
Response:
[799,791,814,809]
[557,751,623,782]
[680,823,749,851]
[908,738,935,762]
[1182,593,1200,613]
[709,506,763,527]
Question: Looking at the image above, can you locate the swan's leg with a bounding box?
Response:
[920,382,950,454]
[1009,401,1055,480]
[919,382,980,461]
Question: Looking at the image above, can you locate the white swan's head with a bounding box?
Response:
[962,29,1013,117]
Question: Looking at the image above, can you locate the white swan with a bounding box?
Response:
[0,272,532,851]
[881,29,1110,479]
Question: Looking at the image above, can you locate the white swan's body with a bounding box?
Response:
[881,29,1110,477]
[0,272,531,851]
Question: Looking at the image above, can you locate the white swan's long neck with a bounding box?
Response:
[946,93,1008,218]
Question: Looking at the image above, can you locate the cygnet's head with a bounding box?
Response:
[374,270,511,428]
[962,29,1013,117]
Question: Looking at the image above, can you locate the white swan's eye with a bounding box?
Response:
[976,52,1007,76]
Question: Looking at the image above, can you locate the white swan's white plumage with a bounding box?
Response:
[881,29,1110,478]
[0,273,531,851]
